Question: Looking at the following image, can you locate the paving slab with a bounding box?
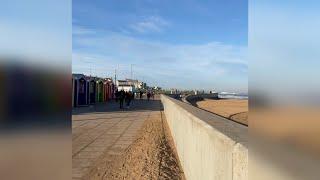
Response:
[72,98,162,180]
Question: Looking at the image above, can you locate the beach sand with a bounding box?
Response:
[196,99,248,125]
[89,111,185,180]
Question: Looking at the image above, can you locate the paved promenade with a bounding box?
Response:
[72,98,162,179]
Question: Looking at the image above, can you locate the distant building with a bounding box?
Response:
[194,89,206,95]
[194,90,198,95]
[125,79,146,89]
[116,79,146,92]
[152,86,162,91]
[171,88,178,94]
[116,80,133,92]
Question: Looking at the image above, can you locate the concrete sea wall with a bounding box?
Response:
[161,95,248,180]
[182,93,219,105]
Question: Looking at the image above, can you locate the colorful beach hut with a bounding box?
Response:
[72,74,89,107]
[103,78,113,102]
[96,79,104,102]
[88,78,96,104]
[110,80,115,99]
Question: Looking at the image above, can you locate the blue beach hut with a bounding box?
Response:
[72,74,89,107]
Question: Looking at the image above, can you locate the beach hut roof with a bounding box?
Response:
[72,73,86,80]
[72,74,114,83]
[103,78,113,83]
[96,78,104,83]
[86,76,98,81]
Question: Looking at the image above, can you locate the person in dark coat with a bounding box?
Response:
[131,91,135,105]
[125,91,132,108]
[119,90,125,109]
[115,90,119,102]
[139,91,143,99]
[147,91,151,101]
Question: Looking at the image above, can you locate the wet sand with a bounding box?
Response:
[196,99,248,125]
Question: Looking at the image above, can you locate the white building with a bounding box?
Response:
[152,86,161,91]
[117,85,133,92]
[116,80,133,92]
[116,79,146,92]
[125,79,146,89]
[170,89,178,94]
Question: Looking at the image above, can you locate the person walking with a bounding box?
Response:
[147,91,151,101]
[115,90,119,102]
[139,91,143,100]
[119,89,125,109]
[152,91,155,100]
[124,91,128,108]
[131,91,135,105]
[125,91,132,108]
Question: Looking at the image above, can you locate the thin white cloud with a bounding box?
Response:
[129,16,169,33]
[73,32,247,92]
[73,25,96,35]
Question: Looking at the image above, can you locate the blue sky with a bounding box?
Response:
[1,0,71,67]
[73,0,248,92]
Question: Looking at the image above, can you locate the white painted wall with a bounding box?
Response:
[161,95,248,180]
[117,86,133,92]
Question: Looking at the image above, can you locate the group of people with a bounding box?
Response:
[115,90,156,109]
[115,90,134,109]
[139,90,154,101]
